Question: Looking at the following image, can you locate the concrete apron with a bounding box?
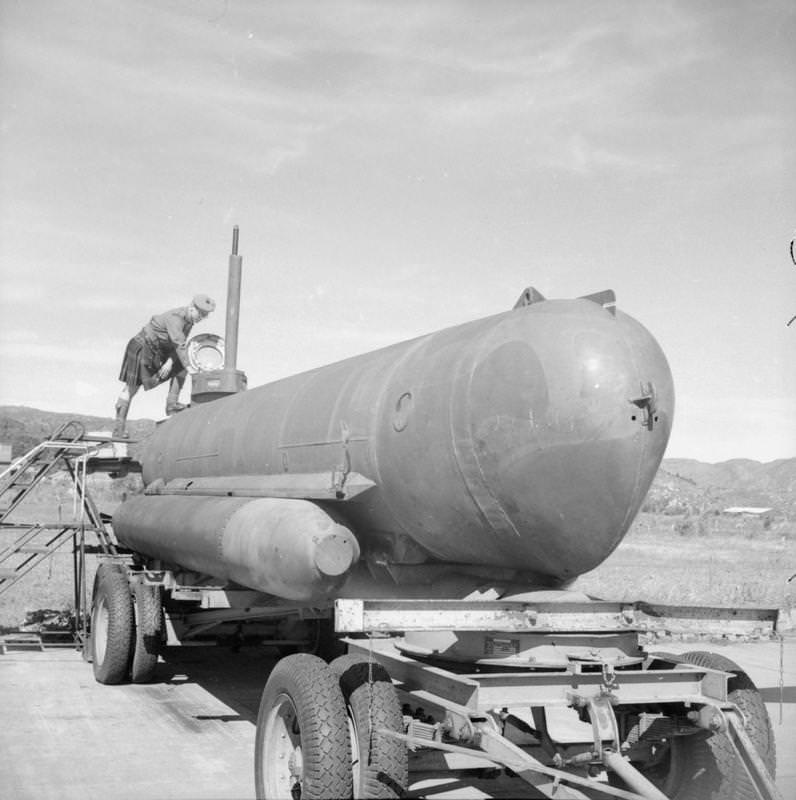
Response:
[0,638,794,800]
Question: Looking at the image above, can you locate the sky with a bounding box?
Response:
[0,0,794,463]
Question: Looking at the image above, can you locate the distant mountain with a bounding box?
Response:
[0,406,155,459]
[1,405,794,516]
[663,458,796,493]
[645,459,796,516]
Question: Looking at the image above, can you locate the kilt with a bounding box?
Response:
[119,335,167,390]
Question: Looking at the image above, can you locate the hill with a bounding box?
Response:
[1,405,795,516]
[648,458,796,517]
[663,457,796,494]
[0,405,155,458]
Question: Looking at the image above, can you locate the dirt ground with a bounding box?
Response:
[0,637,793,800]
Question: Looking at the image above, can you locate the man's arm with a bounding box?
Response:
[164,312,191,370]
[157,358,174,380]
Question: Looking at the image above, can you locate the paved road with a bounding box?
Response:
[0,638,794,799]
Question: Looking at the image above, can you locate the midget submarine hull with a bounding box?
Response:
[120,293,673,596]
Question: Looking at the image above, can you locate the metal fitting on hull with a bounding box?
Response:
[113,495,360,601]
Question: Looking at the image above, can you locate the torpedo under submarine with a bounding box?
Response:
[113,236,673,604]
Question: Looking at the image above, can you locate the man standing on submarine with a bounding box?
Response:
[112,294,216,437]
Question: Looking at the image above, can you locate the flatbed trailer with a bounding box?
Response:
[83,559,782,800]
[327,598,782,800]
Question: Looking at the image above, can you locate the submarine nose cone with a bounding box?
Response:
[314,530,358,577]
[458,299,673,578]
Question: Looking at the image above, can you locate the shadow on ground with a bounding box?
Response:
[153,644,279,723]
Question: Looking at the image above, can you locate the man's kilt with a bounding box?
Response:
[118,335,172,390]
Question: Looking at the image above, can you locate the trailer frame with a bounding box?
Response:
[83,559,783,799]
[325,597,782,800]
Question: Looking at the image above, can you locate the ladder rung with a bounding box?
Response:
[0,431,119,578]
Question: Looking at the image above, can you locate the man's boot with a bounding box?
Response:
[165,375,187,416]
[113,400,129,438]
[166,380,188,417]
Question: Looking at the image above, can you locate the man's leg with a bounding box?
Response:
[113,383,138,438]
[165,370,187,415]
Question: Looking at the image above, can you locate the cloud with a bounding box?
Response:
[554,134,670,175]
[74,379,101,398]
[0,283,46,304]
[668,393,796,462]
[0,340,115,366]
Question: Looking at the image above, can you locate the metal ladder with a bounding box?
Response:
[0,420,119,599]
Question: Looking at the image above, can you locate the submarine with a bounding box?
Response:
[113,230,674,603]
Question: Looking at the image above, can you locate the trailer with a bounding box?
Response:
[82,556,782,800]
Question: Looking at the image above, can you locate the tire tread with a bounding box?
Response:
[331,654,408,798]
[669,650,776,800]
[130,582,162,684]
[256,653,352,799]
[91,563,134,685]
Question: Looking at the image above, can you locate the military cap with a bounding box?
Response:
[192,294,216,313]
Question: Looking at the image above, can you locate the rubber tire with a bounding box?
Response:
[625,650,776,800]
[330,654,408,798]
[130,582,162,684]
[255,653,352,800]
[91,563,134,685]
[672,650,776,800]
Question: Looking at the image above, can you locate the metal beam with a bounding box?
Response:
[335,598,779,637]
[146,471,376,501]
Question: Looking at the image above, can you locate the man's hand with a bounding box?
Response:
[157,358,173,381]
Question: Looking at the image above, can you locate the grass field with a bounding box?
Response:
[2,480,794,631]
[0,475,130,630]
[572,514,795,627]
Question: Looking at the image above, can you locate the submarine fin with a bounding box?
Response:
[513,286,547,309]
[579,289,616,316]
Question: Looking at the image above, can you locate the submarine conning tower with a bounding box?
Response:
[121,283,673,593]
[190,225,248,402]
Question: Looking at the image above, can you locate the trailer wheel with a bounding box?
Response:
[330,654,408,798]
[255,654,352,800]
[622,650,776,800]
[130,582,162,684]
[91,563,134,685]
